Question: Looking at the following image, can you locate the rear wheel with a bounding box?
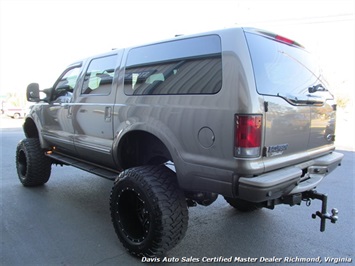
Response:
[110,165,188,257]
[16,138,52,186]
[224,197,261,212]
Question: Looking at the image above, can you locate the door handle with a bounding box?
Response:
[67,106,73,118]
[105,106,112,122]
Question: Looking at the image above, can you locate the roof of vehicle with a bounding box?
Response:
[71,26,305,66]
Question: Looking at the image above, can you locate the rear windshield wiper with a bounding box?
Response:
[277,93,324,106]
[308,84,328,93]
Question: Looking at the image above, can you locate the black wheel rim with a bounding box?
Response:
[116,188,151,244]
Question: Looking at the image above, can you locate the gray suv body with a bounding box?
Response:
[17,27,343,257]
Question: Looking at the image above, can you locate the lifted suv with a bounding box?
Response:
[17,27,343,257]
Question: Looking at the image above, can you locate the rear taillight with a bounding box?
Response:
[234,114,262,158]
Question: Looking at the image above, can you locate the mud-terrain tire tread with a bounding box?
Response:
[110,165,188,257]
[16,138,51,186]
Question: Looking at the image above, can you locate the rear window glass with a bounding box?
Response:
[81,55,117,95]
[245,32,320,96]
[124,35,222,95]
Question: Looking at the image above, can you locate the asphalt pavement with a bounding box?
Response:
[1,117,354,265]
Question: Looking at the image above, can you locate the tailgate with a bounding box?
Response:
[245,30,337,170]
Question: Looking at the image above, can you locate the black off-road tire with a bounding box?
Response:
[16,138,52,186]
[110,165,188,257]
[224,197,261,212]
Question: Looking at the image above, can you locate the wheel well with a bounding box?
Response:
[23,118,39,138]
[118,131,172,170]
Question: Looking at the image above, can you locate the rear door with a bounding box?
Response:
[308,87,336,150]
[245,30,335,167]
[72,53,121,168]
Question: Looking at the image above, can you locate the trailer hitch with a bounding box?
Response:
[302,190,338,232]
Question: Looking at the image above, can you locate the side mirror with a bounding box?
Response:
[26,83,40,102]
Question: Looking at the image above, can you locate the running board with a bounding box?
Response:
[46,152,119,181]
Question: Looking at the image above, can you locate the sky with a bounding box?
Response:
[0,0,354,100]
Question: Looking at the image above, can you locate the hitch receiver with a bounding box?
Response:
[302,190,338,232]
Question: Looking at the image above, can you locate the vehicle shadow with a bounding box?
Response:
[4,150,353,265]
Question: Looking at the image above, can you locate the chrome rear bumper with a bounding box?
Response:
[237,152,344,202]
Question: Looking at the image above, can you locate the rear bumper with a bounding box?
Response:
[237,151,344,202]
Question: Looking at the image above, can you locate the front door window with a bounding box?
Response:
[52,66,82,102]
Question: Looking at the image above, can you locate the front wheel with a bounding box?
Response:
[110,165,188,257]
[16,138,52,186]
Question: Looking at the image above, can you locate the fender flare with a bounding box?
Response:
[112,119,184,170]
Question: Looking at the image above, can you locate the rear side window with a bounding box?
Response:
[81,55,117,95]
[245,32,320,96]
[124,35,222,95]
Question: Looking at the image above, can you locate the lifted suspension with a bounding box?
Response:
[302,190,338,232]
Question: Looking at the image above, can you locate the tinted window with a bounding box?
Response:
[81,55,117,95]
[52,65,82,101]
[124,35,222,95]
[246,33,320,96]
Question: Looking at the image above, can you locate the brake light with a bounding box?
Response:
[275,35,304,48]
[275,35,293,44]
[257,30,304,48]
[234,115,262,158]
